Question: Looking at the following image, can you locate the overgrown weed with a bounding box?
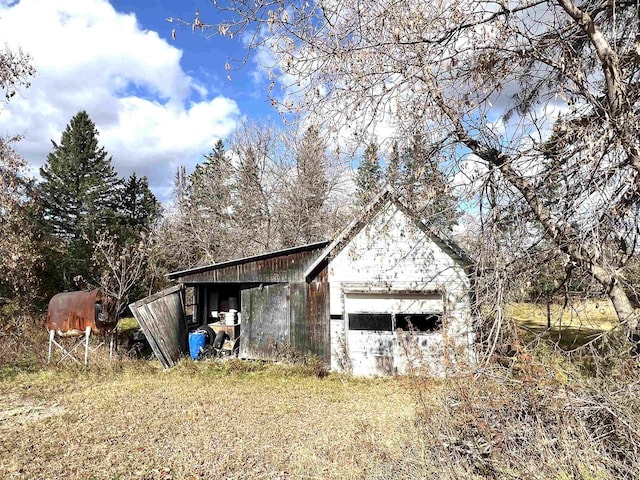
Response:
[400,334,640,479]
[0,311,48,367]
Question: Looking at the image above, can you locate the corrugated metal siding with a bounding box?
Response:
[177,250,322,284]
[305,268,330,364]
[288,269,330,364]
[289,282,307,354]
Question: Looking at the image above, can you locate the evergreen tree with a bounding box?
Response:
[355,140,383,206]
[172,165,188,212]
[152,166,200,275]
[40,111,119,239]
[39,110,120,289]
[398,135,459,231]
[225,122,285,255]
[189,140,232,217]
[234,142,271,252]
[290,125,330,243]
[187,139,235,262]
[117,173,161,242]
[387,140,400,188]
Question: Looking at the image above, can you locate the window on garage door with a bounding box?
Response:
[348,313,393,331]
[395,313,442,332]
[345,292,443,333]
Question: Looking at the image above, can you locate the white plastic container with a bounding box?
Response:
[225,311,237,326]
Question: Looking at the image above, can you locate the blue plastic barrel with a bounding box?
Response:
[188,331,206,360]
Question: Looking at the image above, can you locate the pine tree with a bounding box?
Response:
[398,135,459,231]
[234,142,271,253]
[288,125,330,243]
[187,139,235,262]
[189,140,232,218]
[117,173,161,242]
[40,111,119,240]
[387,140,400,188]
[355,140,383,206]
[39,110,120,289]
[227,122,292,255]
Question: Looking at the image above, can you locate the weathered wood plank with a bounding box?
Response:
[129,285,186,369]
[239,284,290,360]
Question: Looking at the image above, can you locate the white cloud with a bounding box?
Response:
[451,153,489,199]
[0,0,241,199]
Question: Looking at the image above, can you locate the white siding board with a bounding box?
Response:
[344,292,443,315]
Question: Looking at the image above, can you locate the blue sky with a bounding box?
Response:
[0,0,278,200]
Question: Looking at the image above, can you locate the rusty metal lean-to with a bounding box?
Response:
[46,289,118,365]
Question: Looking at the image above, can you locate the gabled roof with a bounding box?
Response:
[303,185,473,281]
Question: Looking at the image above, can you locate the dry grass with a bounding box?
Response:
[0,359,421,479]
[1,310,639,479]
[508,300,619,350]
[2,356,638,480]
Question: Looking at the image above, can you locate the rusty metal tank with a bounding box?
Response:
[46,289,117,336]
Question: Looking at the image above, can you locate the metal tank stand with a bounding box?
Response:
[47,326,92,366]
[109,328,117,360]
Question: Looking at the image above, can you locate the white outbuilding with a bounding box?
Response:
[133,188,475,375]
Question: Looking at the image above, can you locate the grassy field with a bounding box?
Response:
[0,359,429,479]
[0,307,638,479]
[508,300,619,350]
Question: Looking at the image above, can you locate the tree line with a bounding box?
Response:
[156,121,458,274]
[1,108,161,318]
[1,68,458,321]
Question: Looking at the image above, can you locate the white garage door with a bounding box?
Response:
[345,292,444,375]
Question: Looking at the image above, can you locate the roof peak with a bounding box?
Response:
[303,186,471,280]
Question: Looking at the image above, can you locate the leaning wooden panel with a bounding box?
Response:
[129,285,186,369]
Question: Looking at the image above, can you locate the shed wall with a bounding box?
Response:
[238,278,330,364]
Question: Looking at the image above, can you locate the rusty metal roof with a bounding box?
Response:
[167,241,330,281]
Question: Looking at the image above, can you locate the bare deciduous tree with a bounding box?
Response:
[181,0,640,341]
[0,46,38,308]
[0,136,41,305]
[0,44,34,103]
[90,233,154,321]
